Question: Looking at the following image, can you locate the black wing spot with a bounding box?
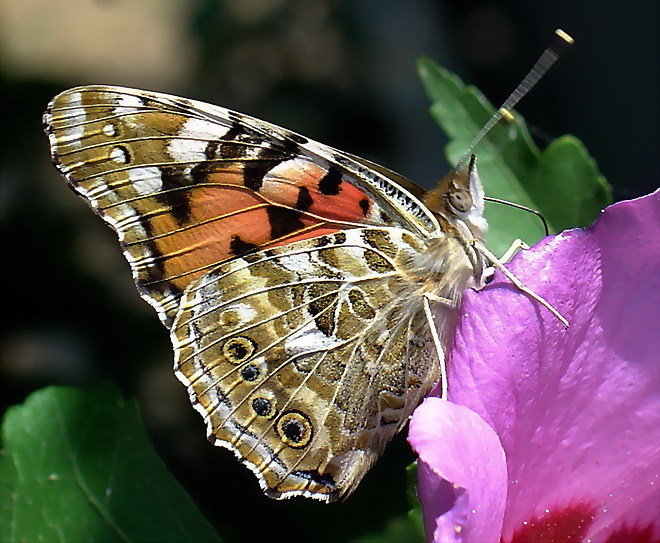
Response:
[333,232,347,244]
[221,336,256,364]
[288,133,308,145]
[241,364,260,382]
[229,234,259,256]
[318,166,343,195]
[314,236,332,248]
[296,186,314,212]
[218,124,248,160]
[244,146,288,191]
[276,411,313,448]
[266,206,305,240]
[379,210,394,224]
[277,138,301,157]
[204,140,219,160]
[252,397,272,417]
[359,198,370,216]
[190,141,222,184]
[157,166,193,225]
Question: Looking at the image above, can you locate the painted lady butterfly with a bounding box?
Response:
[44,30,570,503]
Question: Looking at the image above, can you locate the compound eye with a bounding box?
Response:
[448,188,473,213]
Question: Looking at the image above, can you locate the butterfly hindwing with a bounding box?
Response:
[172,227,440,501]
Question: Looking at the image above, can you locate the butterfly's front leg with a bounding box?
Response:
[498,238,530,264]
[481,238,529,283]
[473,240,569,327]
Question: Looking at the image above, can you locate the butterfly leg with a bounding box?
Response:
[499,238,529,263]
[422,294,448,400]
[422,292,456,308]
[474,240,569,327]
[483,238,530,283]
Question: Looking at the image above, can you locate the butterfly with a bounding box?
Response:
[44,51,568,500]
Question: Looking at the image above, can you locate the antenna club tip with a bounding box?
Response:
[498,108,515,123]
[555,29,574,45]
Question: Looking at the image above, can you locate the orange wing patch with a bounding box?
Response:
[147,161,376,293]
[259,159,372,221]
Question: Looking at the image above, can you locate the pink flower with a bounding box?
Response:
[408,191,660,543]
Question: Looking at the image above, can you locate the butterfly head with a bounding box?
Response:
[423,154,487,241]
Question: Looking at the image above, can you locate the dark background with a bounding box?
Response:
[1,1,657,541]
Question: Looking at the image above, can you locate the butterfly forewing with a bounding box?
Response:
[45,86,438,325]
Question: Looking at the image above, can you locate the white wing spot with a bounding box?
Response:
[168,117,229,162]
[110,146,129,164]
[220,303,257,326]
[285,321,343,356]
[129,166,163,195]
[278,252,312,273]
[103,123,117,136]
[114,94,144,116]
[63,91,85,146]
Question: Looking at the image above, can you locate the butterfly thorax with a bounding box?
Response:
[418,159,488,300]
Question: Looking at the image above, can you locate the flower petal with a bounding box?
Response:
[408,397,508,543]
[442,191,660,541]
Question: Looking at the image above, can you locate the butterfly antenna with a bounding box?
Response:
[483,197,550,236]
[457,29,574,170]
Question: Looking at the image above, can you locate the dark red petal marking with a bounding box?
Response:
[604,525,658,543]
[506,503,595,543]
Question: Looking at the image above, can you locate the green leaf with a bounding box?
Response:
[351,462,425,543]
[351,515,423,543]
[417,57,611,256]
[0,385,221,543]
[405,462,424,541]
